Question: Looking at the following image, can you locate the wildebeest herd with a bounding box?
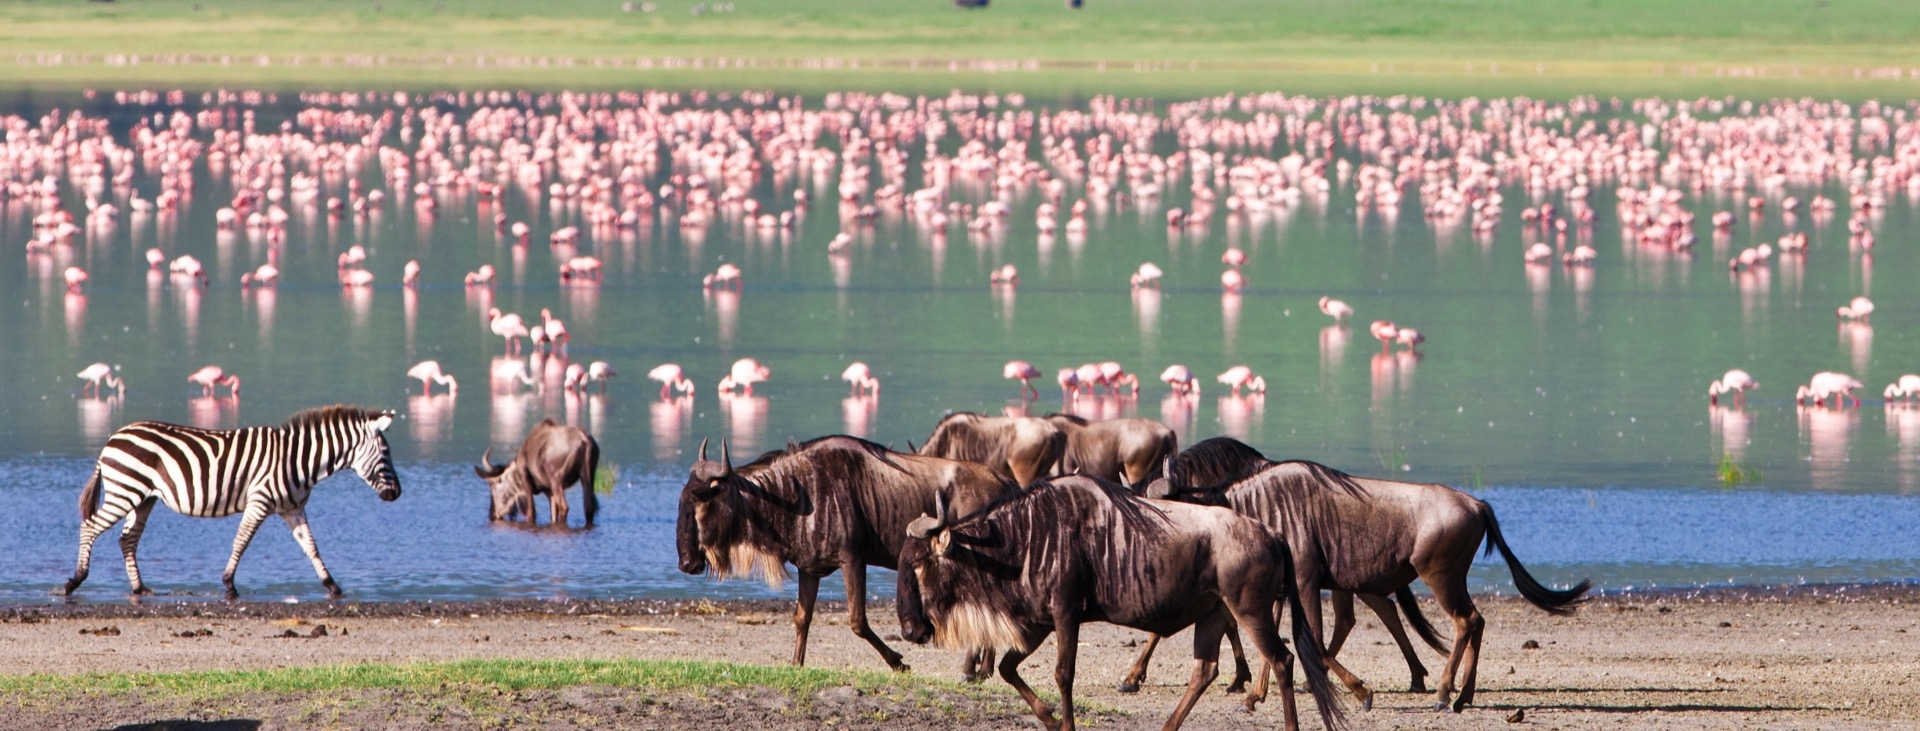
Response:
[60,405,1587,731]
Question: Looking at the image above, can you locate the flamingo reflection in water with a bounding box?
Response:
[77,393,124,446]
[407,392,457,456]
[1217,392,1266,441]
[186,395,239,430]
[720,391,770,455]
[1708,403,1755,465]
[1886,399,1920,491]
[1799,403,1858,492]
[650,396,694,462]
[842,394,879,438]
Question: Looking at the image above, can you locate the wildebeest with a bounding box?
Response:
[676,435,1018,675]
[1042,413,1177,488]
[1122,437,1447,698]
[1144,438,1590,713]
[897,475,1344,731]
[914,412,1064,486]
[474,419,600,527]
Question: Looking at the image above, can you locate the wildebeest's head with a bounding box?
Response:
[675,438,787,585]
[896,493,1029,654]
[895,493,953,646]
[473,447,528,521]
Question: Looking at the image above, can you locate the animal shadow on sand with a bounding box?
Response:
[102,721,262,731]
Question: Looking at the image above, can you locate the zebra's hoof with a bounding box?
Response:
[131,585,154,596]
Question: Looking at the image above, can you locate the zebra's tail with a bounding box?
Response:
[77,468,102,524]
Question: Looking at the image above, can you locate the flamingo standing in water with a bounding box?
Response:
[145,248,166,271]
[187,365,240,397]
[1369,320,1399,352]
[407,360,458,394]
[402,260,421,288]
[1220,268,1245,293]
[1318,296,1353,322]
[703,263,742,289]
[1098,361,1139,394]
[842,362,880,396]
[63,267,88,293]
[1797,371,1863,407]
[717,358,770,395]
[585,361,616,390]
[465,264,496,286]
[648,363,694,399]
[1056,367,1081,398]
[77,362,123,397]
[540,309,569,350]
[487,308,528,354]
[1129,262,1163,289]
[1160,364,1199,395]
[240,263,279,287]
[989,263,1019,287]
[1708,369,1758,405]
[1221,248,1247,268]
[1217,366,1267,395]
[1004,360,1042,399]
[1885,374,1920,403]
[1837,296,1874,321]
[1395,327,1426,354]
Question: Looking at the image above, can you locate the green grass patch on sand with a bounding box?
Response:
[6,0,1920,95]
[0,658,967,703]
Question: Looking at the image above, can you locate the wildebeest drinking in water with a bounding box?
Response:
[1145,437,1591,713]
[676,435,1018,675]
[897,475,1344,731]
[1042,413,1177,489]
[914,412,1063,486]
[474,419,600,527]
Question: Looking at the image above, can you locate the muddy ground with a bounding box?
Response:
[4,585,1920,730]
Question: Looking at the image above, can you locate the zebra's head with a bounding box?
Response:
[353,410,402,502]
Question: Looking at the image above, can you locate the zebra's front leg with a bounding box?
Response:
[282,510,342,598]
[221,503,273,601]
[119,497,159,596]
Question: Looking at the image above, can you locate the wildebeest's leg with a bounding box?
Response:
[1229,601,1301,731]
[1425,568,1485,712]
[790,571,820,666]
[1223,622,1252,693]
[963,647,997,683]
[1117,633,1160,693]
[1053,615,1080,731]
[1163,610,1226,730]
[116,496,159,596]
[221,500,274,601]
[1302,580,1372,709]
[546,478,571,528]
[841,561,908,671]
[999,641,1061,731]
[281,509,342,598]
[579,441,600,526]
[1356,590,1431,693]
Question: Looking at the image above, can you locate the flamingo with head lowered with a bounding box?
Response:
[77,362,123,397]
[1004,360,1042,400]
[1797,371,1863,408]
[1160,364,1199,396]
[1708,369,1758,405]
[187,365,240,397]
[842,362,880,396]
[648,363,694,399]
[1217,366,1267,396]
[1318,296,1353,322]
[717,358,770,395]
[407,360,458,394]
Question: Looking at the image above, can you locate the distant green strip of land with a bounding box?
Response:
[3,0,1919,96]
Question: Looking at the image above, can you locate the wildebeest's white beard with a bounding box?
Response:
[934,602,1029,654]
[705,542,791,589]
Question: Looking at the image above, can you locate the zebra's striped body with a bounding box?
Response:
[60,405,402,600]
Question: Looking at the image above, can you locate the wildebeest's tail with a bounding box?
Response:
[1276,539,1345,730]
[1394,585,1450,652]
[582,436,601,526]
[1481,502,1590,615]
[77,467,102,524]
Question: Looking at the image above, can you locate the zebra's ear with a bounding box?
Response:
[371,412,395,432]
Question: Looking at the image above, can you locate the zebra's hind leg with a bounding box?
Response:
[221,503,273,602]
[62,487,141,596]
[281,510,342,598]
[118,496,159,595]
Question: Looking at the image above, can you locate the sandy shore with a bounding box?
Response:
[5,586,1920,729]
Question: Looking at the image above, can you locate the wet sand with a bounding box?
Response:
[5,586,1920,729]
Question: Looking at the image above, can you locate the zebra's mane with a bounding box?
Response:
[280,404,386,430]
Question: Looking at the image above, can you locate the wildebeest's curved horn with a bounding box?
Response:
[1161,454,1173,482]
[481,447,496,469]
[906,439,917,453]
[906,513,941,539]
[720,439,733,475]
[697,437,709,463]
[934,491,948,523]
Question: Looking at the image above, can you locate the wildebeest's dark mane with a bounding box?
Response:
[281,404,388,431]
[1042,412,1089,426]
[950,474,1167,540]
[1167,436,1275,490]
[732,434,904,474]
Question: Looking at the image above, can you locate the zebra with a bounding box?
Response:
[59,405,402,601]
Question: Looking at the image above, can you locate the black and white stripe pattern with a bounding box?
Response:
[60,405,401,600]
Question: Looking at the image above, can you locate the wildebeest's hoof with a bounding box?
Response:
[1410,679,1429,694]
[1433,701,1459,713]
[1116,680,1141,694]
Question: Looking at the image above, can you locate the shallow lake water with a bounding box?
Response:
[4,89,1920,603]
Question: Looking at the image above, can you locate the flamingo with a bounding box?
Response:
[1395,327,1426,354]
[1318,296,1353,322]
[563,363,589,392]
[62,266,88,294]
[487,308,528,354]
[509,221,530,243]
[842,362,880,396]
[1797,371,1863,407]
[703,263,742,289]
[1369,320,1399,352]
[1076,362,1106,395]
[1098,361,1139,394]
[1004,360,1042,400]
[647,363,694,399]
[1160,364,1199,395]
[187,365,240,397]
[240,263,279,288]
[1220,268,1246,293]
[337,245,367,270]
[1523,243,1553,263]
[1056,367,1081,398]
[407,360,458,394]
[1217,366,1267,395]
[1708,369,1758,405]
[586,361,616,391]
[145,248,166,271]
[989,263,1019,287]
[717,358,770,395]
[561,256,603,282]
[1221,248,1247,268]
[465,264,496,286]
[491,359,538,391]
[402,260,421,288]
[340,269,375,287]
[1886,374,1920,403]
[540,309,569,349]
[169,255,208,284]
[77,362,123,397]
[1837,296,1874,321]
[1129,262,1164,289]
[1562,245,1597,266]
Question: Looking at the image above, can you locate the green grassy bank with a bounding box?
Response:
[3,0,1920,96]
